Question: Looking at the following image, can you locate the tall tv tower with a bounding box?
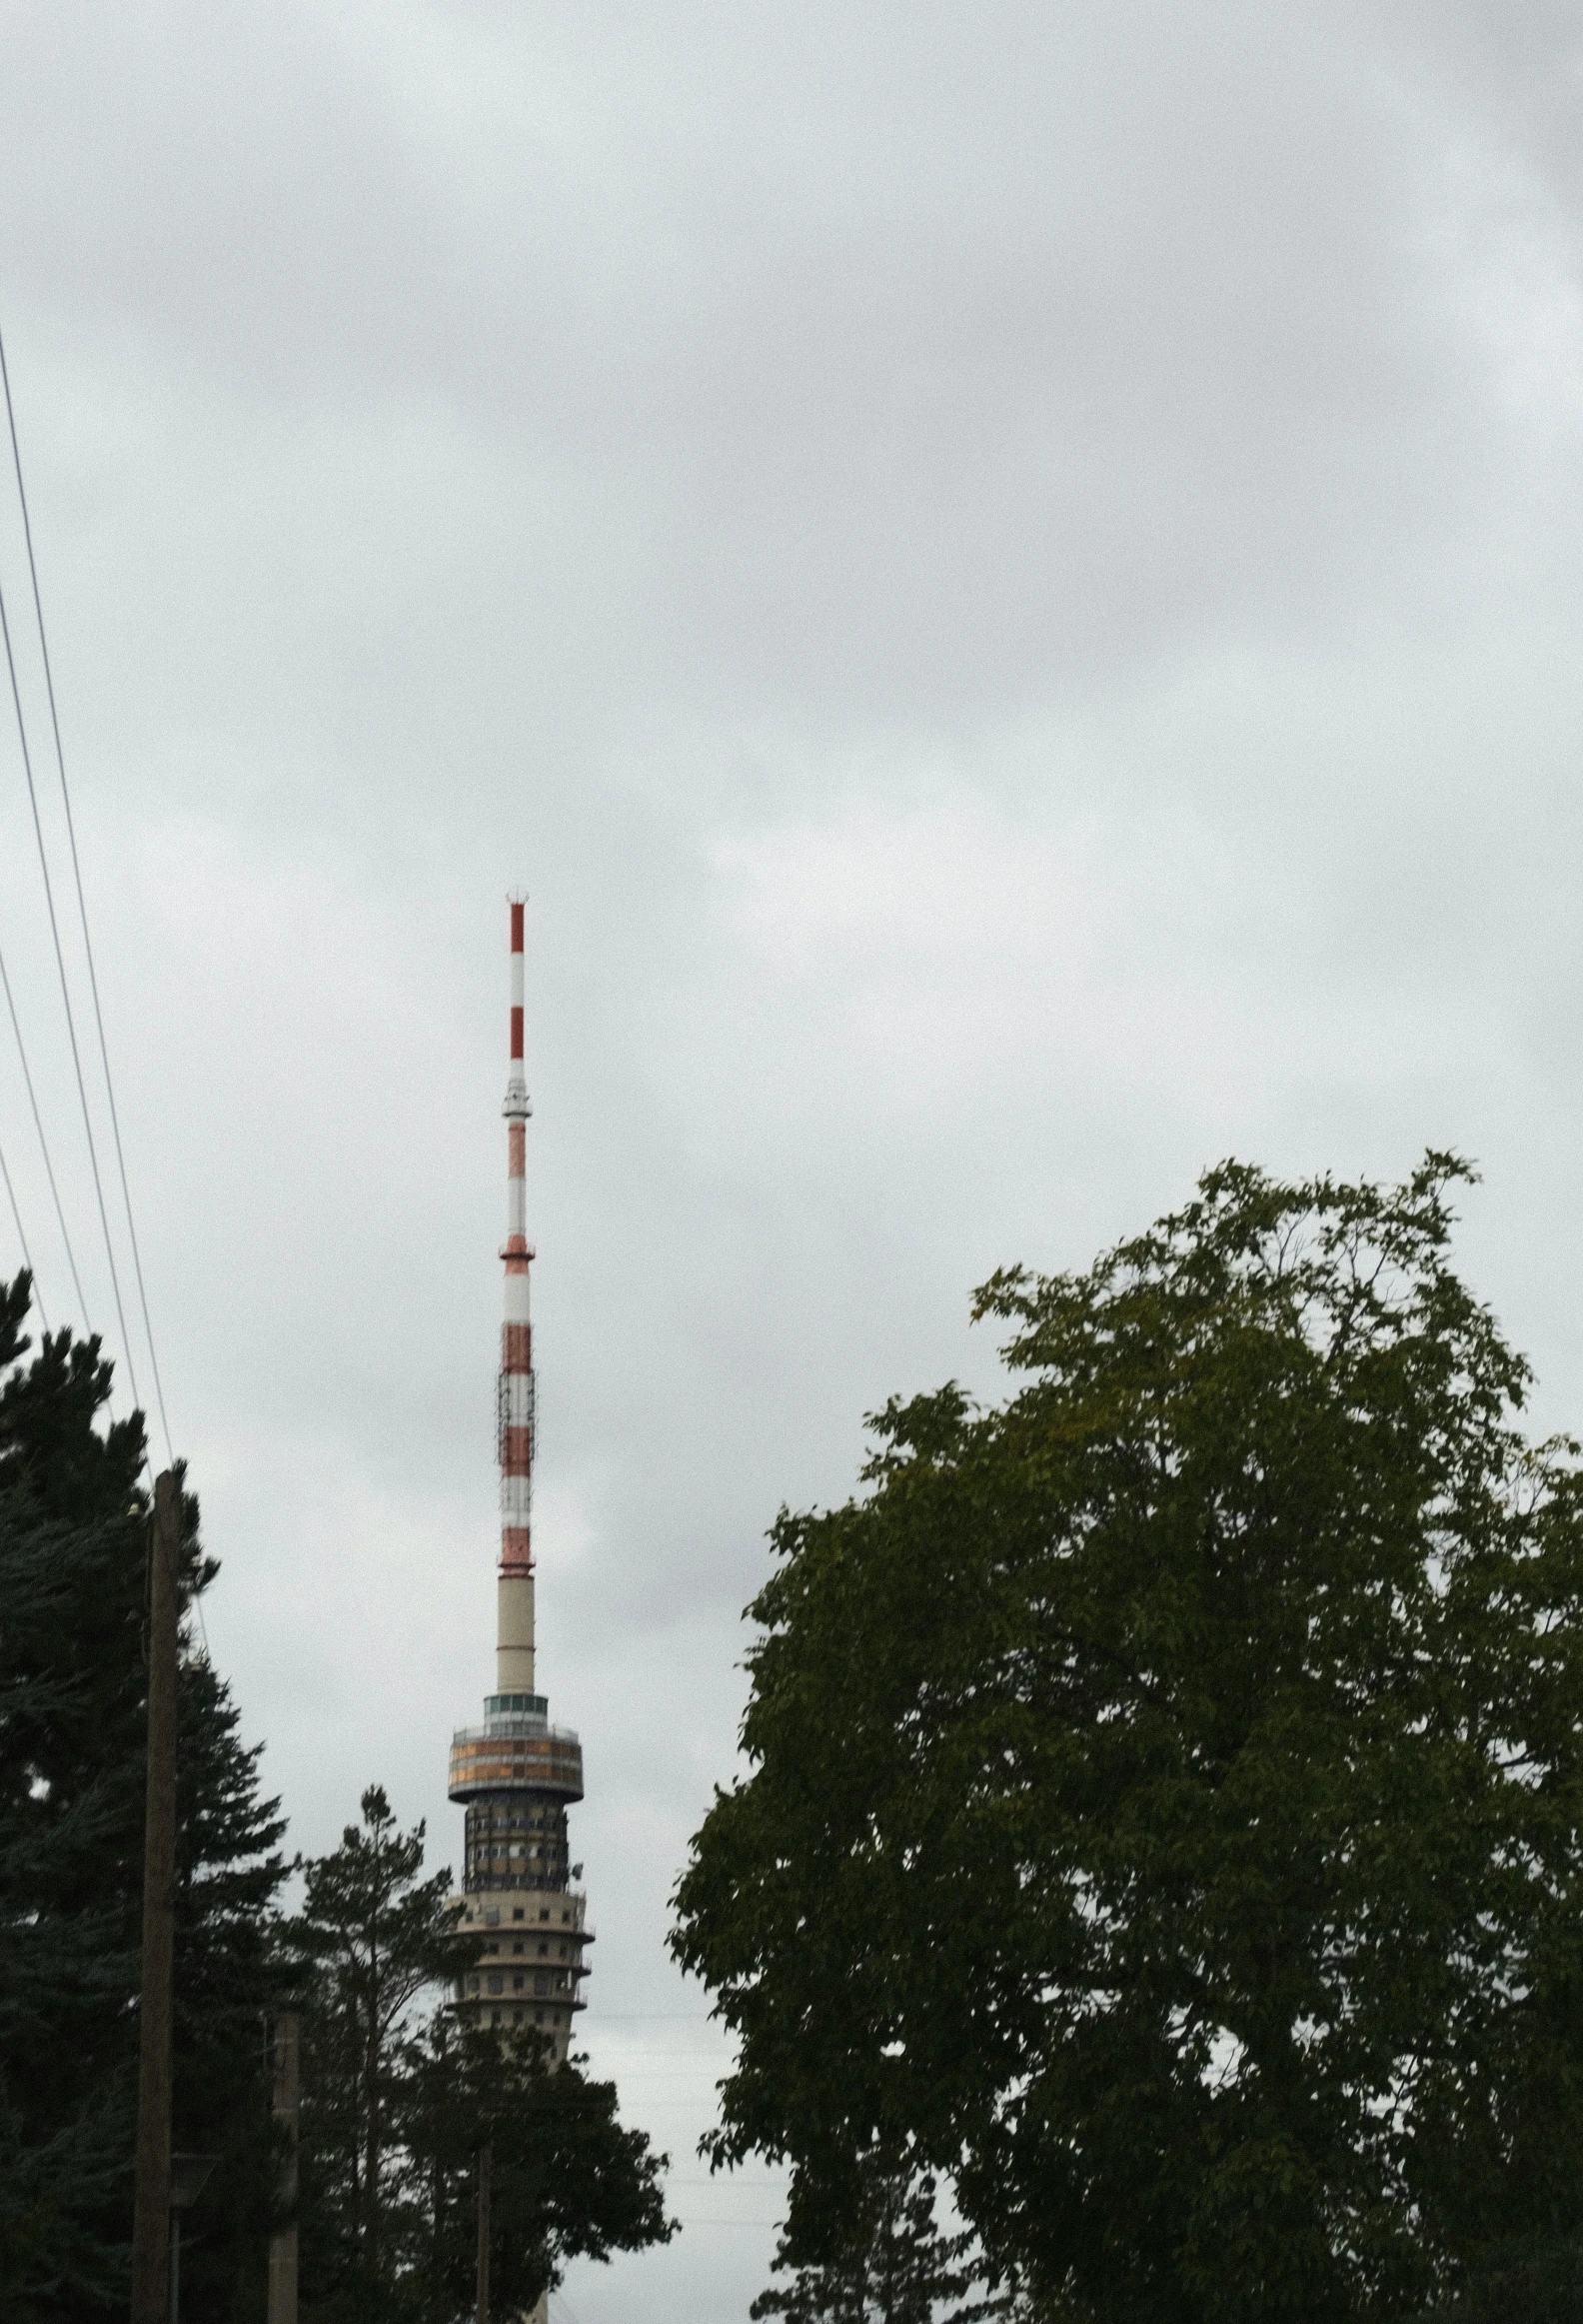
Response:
[449,899,591,2057]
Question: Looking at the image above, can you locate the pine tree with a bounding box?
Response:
[0,1269,292,2319]
[753,2159,1000,2324]
[291,1784,467,2321]
[0,1473,134,2315]
[401,2010,676,2318]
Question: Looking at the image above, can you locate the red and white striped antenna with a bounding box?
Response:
[448,898,592,2056]
[497,893,536,1691]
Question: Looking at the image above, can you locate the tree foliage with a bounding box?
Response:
[402,2010,676,2317]
[294,1786,674,2321]
[0,1269,292,2319]
[752,2153,1002,2324]
[292,1783,467,2308]
[672,1159,1583,2323]
[1414,2235,1583,2324]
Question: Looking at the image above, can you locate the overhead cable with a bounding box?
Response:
[0,328,173,1464]
[0,935,86,1329]
[0,551,143,1416]
[0,1120,47,1332]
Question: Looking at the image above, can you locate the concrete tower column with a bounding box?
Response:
[497,1571,535,1696]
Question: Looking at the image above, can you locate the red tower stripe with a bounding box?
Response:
[503,1323,532,1368]
[511,902,525,952]
[511,1006,524,1059]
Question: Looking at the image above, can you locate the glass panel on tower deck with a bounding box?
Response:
[463,1793,569,1890]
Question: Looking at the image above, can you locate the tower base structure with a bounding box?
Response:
[448,1693,593,2063]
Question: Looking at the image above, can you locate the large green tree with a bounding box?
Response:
[0,1268,293,2320]
[672,1160,1583,2323]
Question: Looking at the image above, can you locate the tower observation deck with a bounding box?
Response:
[448,899,592,2060]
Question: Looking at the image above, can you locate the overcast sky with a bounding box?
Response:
[3,5,1583,2316]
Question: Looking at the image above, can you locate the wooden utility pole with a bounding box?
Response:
[267,2013,301,2324]
[131,1470,180,2324]
[476,2141,492,2324]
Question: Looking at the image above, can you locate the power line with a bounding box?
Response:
[0,1118,46,1330]
[0,570,136,1401]
[0,445,145,1434]
[0,934,89,1327]
[583,2012,715,2022]
[0,327,173,1465]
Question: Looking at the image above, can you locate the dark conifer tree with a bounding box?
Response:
[400,2010,677,2318]
[752,2157,1000,2324]
[0,1269,292,2319]
[291,1785,464,2322]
